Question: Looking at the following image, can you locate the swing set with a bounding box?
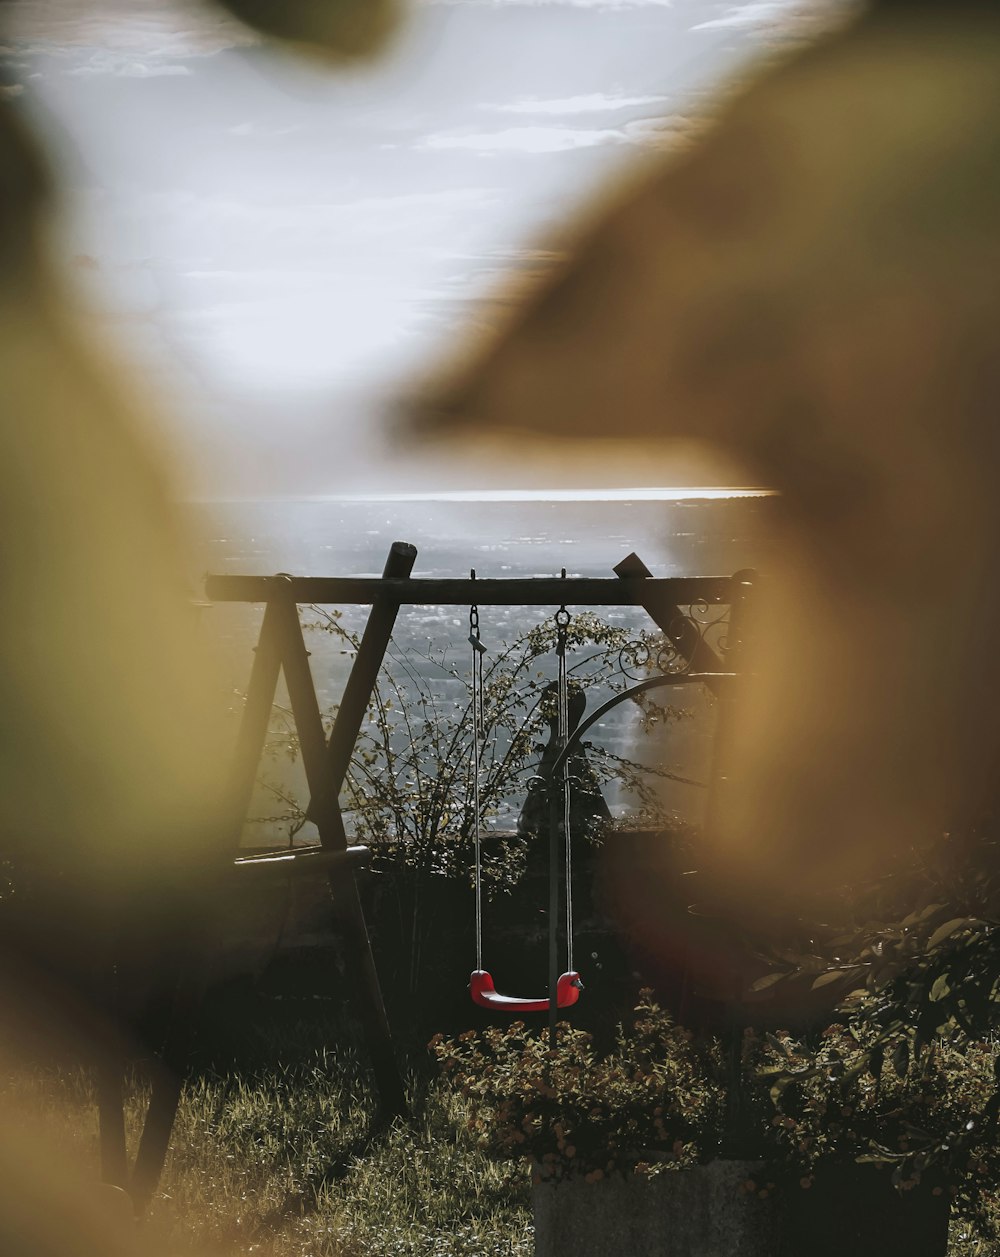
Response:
[85,549,750,1210]
[204,552,752,1054]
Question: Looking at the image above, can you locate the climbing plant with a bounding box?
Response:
[294,608,696,883]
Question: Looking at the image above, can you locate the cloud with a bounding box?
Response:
[3,0,258,66]
[424,0,673,7]
[620,113,704,151]
[483,92,670,116]
[692,0,856,38]
[431,246,566,303]
[419,125,624,154]
[418,112,704,156]
[693,0,794,29]
[69,56,194,77]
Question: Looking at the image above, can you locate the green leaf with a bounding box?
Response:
[769,1077,793,1105]
[750,973,786,993]
[929,974,951,1003]
[811,969,848,990]
[926,918,973,950]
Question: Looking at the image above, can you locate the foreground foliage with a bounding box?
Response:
[0,1052,531,1257]
[433,992,1000,1249]
[756,1022,1000,1214]
[431,993,724,1182]
[1,1040,999,1255]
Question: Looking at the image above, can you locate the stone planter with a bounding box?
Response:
[777,1164,951,1257]
[532,1160,777,1257]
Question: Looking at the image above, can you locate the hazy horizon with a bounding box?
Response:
[189,485,775,504]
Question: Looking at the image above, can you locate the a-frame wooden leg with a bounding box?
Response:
[705,570,755,835]
[104,602,288,1216]
[118,568,414,1213]
[96,1055,129,1189]
[272,594,408,1121]
[227,599,287,837]
[321,541,417,797]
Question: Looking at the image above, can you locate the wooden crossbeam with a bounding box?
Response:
[204,573,735,606]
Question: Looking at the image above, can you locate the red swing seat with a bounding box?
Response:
[469,969,582,1012]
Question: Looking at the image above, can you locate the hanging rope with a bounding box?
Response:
[555,601,574,975]
[469,572,487,973]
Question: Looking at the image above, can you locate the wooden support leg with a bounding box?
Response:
[322,541,417,798]
[705,570,756,834]
[123,602,287,1216]
[96,1055,129,1189]
[129,1063,183,1217]
[227,600,286,839]
[272,594,408,1122]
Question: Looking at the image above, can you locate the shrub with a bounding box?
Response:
[755,1014,1000,1225]
[296,609,685,881]
[431,991,725,1182]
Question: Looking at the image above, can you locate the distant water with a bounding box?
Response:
[188,489,776,585]
[185,491,779,842]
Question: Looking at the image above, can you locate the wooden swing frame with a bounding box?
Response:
[95,546,752,1212]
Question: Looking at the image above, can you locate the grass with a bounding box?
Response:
[0,1039,996,1256]
[0,1048,532,1257]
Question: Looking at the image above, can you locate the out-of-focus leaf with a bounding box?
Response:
[929,974,951,1002]
[812,969,849,990]
[750,973,786,993]
[926,918,973,950]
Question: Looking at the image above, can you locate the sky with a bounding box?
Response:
[1,0,852,496]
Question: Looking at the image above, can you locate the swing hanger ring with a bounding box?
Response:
[469,568,482,641]
[554,606,571,629]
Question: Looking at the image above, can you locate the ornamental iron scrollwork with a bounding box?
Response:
[618,601,733,681]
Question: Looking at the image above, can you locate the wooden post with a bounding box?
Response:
[705,570,756,833]
[96,1056,129,1189]
[321,541,417,799]
[130,916,216,1217]
[271,595,408,1121]
[227,599,286,840]
[129,1064,184,1216]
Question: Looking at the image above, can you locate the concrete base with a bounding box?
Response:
[532,1161,777,1257]
[778,1165,950,1257]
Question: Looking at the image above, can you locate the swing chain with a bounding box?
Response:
[553,600,574,975]
[554,605,571,650]
[470,573,485,970]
